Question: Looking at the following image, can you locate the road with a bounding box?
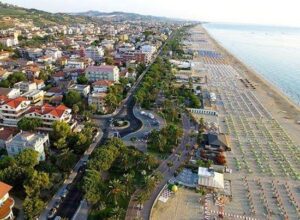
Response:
[39,131,102,220]
[125,113,197,220]
[40,32,174,220]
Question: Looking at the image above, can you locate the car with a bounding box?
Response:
[54,216,61,220]
[53,199,61,209]
[61,189,68,198]
[47,208,57,219]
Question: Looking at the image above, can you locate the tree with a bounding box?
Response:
[64,90,81,108]
[7,72,26,86]
[108,179,125,206]
[105,57,114,65]
[24,171,49,197]
[83,169,103,205]
[52,121,71,140]
[17,118,42,131]
[23,197,45,220]
[0,79,10,88]
[56,149,77,171]
[16,149,39,168]
[72,104,80,116]
[77,75,88,84]
[109,206,126,220]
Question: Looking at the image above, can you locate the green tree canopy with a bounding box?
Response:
[17,118,42,131]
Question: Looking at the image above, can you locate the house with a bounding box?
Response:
[68,84,91,97]
[33,79,45,90]
[23,90,44,105]
[65,58,85,69]
[88,92,107,112]
[0,181,14,220]
[85,65,119,82]
[0,97,31,126]
[25,104,75,131]
[0,127,16,149]
[85,46,104,62]
[92,80,114,93]
[0,68,11,80]
[6,131,49,161]
[52,71,65,82]
[0,88,20,99]
[23,64,40,79]
[14,81,37,93]
[26,48,43,60]
[0,51,10,60]
[197,167,224,190]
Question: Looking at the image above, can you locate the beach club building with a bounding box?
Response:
[0,181,14,220]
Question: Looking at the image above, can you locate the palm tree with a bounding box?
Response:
[123,173,134,196]
[108,179,125,206]
[109,206,126,220]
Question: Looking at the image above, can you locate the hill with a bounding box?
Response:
[70,10,185,23]
[0,2,96,29]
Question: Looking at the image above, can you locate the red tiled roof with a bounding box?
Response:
[53,71,65,78]
[92,80,114,87]
[0,127,17,141]
[0,197,14,219]
[0,181,12,199]
[3,97,28,108]
[27,104,70,118]
[47,87,63,94]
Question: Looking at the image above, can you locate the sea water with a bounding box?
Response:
[203,23,300,106]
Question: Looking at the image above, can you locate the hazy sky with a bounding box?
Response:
[2,0,300,27]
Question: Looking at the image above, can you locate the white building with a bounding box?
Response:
[85,46,104,62]
[14,81,37,93]
[25,104,74,131]
[6,131,49,161]
[88,92,107,112]
[45,48,62,60]
[0,97,31,126]
[198,167,224,190]
[0,88,20,99]
[68,84,91,97]
[92,80,114,93]
[65,59,85,69]
[140,44,156,55]
[85,65,119,82]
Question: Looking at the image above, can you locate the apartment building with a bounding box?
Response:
[85,65,119,82]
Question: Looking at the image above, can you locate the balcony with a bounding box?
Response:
[0,197,14,220]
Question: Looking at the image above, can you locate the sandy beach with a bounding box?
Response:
[201,25,300,144]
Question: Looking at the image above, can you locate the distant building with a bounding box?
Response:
[92,80,114,93]
[6,131,49,161]
[85,65,119,82]
[0,181,14,220]
[14,81,37,93]
[23,90,44,105]
[0,88,20,99]
[88,92,107,112]
[85,46,104,62]
[68,84,91,97]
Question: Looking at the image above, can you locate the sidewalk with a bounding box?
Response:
[39,131,103,220]
[72,200,89,220]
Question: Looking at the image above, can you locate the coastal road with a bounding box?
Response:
[40,32,175,220]
[125,113,197,220]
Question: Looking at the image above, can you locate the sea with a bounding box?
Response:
[203,23,300,106]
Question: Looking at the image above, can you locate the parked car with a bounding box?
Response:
[47,208,57,219]
[61,189,68,198]
[54,216,61,220]
[53,199,61,209]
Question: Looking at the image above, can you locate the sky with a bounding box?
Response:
[2,0,300,27]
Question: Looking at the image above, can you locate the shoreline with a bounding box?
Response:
[200,24,300,143]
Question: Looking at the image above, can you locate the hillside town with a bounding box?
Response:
[1,1,300,220]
